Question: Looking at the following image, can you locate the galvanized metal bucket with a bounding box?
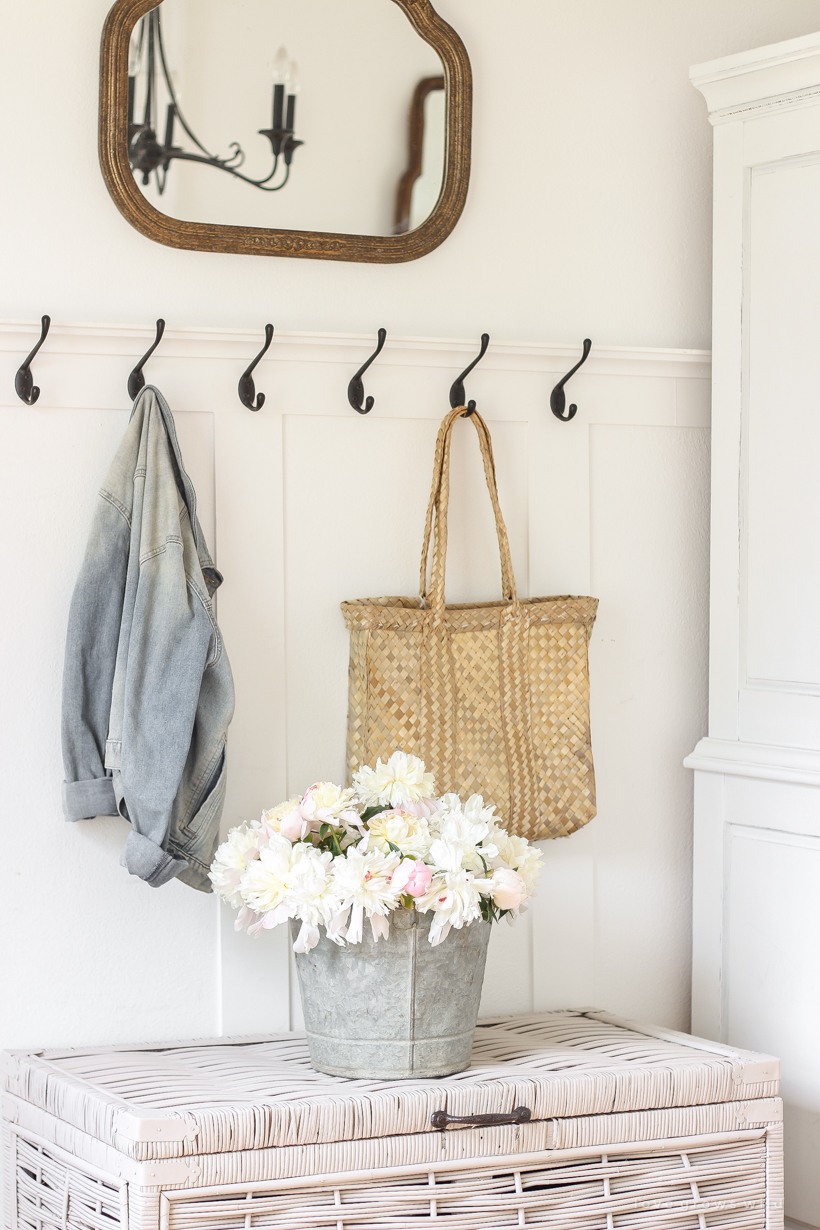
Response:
[291,909,491,1079]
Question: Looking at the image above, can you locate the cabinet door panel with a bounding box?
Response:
[727,825,820,1225]
[744,159,820,698]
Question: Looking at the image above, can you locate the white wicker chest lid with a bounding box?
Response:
[2,1011,784,1230]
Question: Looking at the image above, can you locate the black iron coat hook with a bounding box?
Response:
[239,324,274,411]
[15,315,51,405]
[450,333,490,415]
[128,319,166,401]
[348,328,387,414]
[551,338,592,422]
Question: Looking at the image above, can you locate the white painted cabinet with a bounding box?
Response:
[689,32,820,1228]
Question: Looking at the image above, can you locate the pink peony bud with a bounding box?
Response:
[279,809,309,842]
[490,867,527,911]
[392,858,433,898]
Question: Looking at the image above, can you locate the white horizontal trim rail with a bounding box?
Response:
[685,736,820,787]
[0,319,711,379]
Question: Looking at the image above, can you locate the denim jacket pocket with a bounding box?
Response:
[170,745,227,890]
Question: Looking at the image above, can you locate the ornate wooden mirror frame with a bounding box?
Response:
[99,0,472,263]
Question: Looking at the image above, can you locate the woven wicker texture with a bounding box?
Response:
[341,407,598,840]
[11,1131,125,1230]
[3,1106,784,1192]
[162,1140,769,1229]
[3,1013,780,1163]
[8,1126,776,1229]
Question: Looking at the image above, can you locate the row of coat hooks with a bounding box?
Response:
[15,316,593,422]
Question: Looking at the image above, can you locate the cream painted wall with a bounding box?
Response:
[1,0,819,1076]
[6,1,820,345]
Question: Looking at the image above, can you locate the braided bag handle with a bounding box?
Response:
[419,407,518,614]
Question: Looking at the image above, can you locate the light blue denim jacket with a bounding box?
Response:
[61,387,235,892]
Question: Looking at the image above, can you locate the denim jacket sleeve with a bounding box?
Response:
[112,523,219,887]
[61,494,130,822]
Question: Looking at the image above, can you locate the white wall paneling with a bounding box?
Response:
[690,31,820,1225]
[0,321,709,1052]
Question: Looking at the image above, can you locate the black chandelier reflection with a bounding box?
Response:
[127,9,303,195]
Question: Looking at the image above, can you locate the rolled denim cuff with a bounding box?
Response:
[120,830,188,888]
[63,777,118,821]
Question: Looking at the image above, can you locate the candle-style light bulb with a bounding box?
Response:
[286,61,299,132]
[272,45,290,84]
[271,45,289,135]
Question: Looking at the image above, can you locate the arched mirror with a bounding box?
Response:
[99,0,472,262]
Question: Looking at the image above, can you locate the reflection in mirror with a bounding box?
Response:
[126,0,447,237]
[394,77,445,235]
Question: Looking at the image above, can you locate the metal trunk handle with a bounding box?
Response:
[430,1106,532,1130]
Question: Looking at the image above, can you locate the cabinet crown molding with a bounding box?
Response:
[691,29,820,121]
[685,737,820,787]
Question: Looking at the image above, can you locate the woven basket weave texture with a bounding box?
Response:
[341,408,598,841]
[3,1012,783,1230]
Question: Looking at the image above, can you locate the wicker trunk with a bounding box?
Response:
[2,1011,783,1230]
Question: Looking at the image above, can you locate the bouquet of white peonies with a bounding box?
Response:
[210,751,543,954]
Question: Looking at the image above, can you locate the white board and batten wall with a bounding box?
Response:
[689,31,820,1228]
[0,322,709,1051]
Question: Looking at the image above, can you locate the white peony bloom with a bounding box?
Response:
[514,846,543,897]
[488,866,528,912]
[487,824,518,866]
[332,847,401,914]
[353,751,435,807]
[331,847,401,944]
[430,793,460,833]
[234,904,266,936]
[286,843,343,954]
[238,834,295,924]
[285,843,340,931]
[366,809,431,859]
[428,837,468,874]
[292,922,321,953]
[434,795,495,850]
[370,914,390,942]
[300,781,361,826]
[441,812,492,846]
[427,796,498,874]
[261,798,301,834]
[489,827,544,897]
[462,793,499,826]
[210,822,265,909]
[415,869,485,946]
[271,783,361,843]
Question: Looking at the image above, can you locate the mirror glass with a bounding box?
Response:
[127,0,447,237]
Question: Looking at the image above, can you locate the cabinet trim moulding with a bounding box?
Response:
[691,29,820,121]
[685,736,820,787]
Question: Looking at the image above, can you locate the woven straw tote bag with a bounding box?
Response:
[341,406,598,839]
